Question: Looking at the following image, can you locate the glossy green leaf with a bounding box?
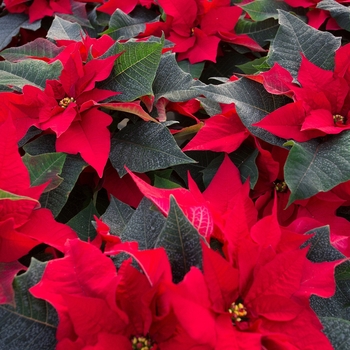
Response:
[284,132,350,205]
[0,14,41,51]
[193,78,289,146]
[101,195,134,236]
[0,259,57,350]
[110,121,196,176]
[155,196,202,283]
[99,38,163,101]
[0,38,64,62]
[67,201,99,241]
[317,0,350,31]
[121,198,166,249]
[0,59,62,91]
[240,0,292,21]
[22,153,66,193]
[47,16,84,41]
[268,10,341,77]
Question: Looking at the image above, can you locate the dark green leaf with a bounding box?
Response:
[284,132,350,205]
[268,10,341,77]
[236,56,269,75]
[155,196,202,283]
[102,9,147,40]
[67,201,98,241]
[47,16,84,41]
[99,39,163,101]
[0,259,57,350]
[319,317,350,350]
[240,0,292,21]
[0,59,62,91]
[39,155,87,217]
[193,78,289,146]
[23,135,87,217]
[121,198,166,249]
[317,0,350,32]
[110,121,196,177]
[0,14,41,51]
[1,38,64,62]
[101,195,134,236]
[22,153,66,192]
[177,59,205,79]
[153,53,204,102]
[154,174,182,189]
[235,18,279,47]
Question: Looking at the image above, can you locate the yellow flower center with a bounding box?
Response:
[333,114,345,124]
[59,97,75,108]
[131,336,154,350]
[274,180,288,193]
[228,302,248,323]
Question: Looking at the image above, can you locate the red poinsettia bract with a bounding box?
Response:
[0,117,76,304]
[4,48,122,177]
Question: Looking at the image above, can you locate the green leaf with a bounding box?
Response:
[177,59,205,79]
[23,135,87,217]
[121,198,166,249]
[0,38,64,62]
[99,38,163,102]
[154,174,182,189]
[317,0,350,31]
[47,16,84,41]
[22,153,66,193]
[0,59,62,91]
[39,155,86,217]
[303,225,345,263]
[284,132,350,205]
[319,317,350,350]
[102,9,147,40]
[110,121,196,177]
[193,78,289,146]
[0,189,39,204]
[267,10,341,78]
[0,14,41,51]
[235,18,279,47]
[155,196,202,283]
[0,259,57,350]
[236,56,270,75]
[101,195,134,236]
[153,53,204,102]
[239,0,292,21]
[67,201,99,241]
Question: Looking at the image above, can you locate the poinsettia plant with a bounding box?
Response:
[2,0,350,348]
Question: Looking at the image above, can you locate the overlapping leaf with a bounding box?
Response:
[0,259,57,350]
[284,132,350,205]
[317,0,350,31]
[46,16,84,41]
[99,38,163,101]
[110,121,196,176]
[155,196,202,283]
[268,10,341,78]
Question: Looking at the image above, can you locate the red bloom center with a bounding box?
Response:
[228,302,248,324]
[131,335,156,350]
[333,114,346,125]
[59,97,75,108]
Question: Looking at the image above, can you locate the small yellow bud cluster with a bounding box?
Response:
[228,302,248,323]
[333,114,345,124]
[59,97,76,108]
[274,181,288,193]
[131,336,153,350]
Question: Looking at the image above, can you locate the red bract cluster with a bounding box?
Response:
[2,0,350,349]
